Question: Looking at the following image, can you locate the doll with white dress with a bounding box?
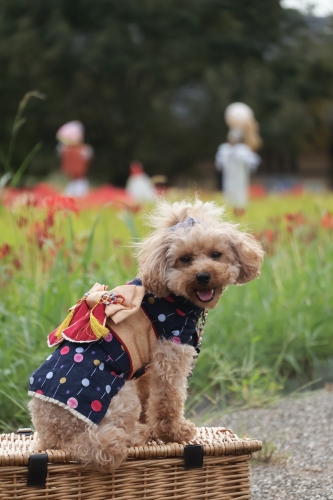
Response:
[215,103,262,215]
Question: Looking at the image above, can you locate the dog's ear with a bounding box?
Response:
[137,231,170,297]
[231,233,264,284]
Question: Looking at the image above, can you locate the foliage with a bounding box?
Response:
[0,1,332,185]
[0,91,45,187]
[0,193,332,431]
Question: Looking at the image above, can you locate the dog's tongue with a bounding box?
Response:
[197,289,214,302]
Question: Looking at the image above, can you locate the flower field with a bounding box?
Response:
[0,191,332,431]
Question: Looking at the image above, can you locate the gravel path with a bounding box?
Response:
[212,389,333,500]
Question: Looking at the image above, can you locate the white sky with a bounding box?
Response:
[281,0,333,16]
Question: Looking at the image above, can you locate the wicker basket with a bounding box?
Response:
[0,427,261,500]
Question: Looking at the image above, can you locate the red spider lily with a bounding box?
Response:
[45,195,79,215]
[44,210,55,229]
[321,212,333,230]
[26,196,38,208]
[16,216,28,228]
[31,221,50,249]
[284,212,306,226]
[264,230,275,243]
[13,258,22,270]
[0,244,12,259]
[289,184,304,196]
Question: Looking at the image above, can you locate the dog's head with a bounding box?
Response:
[137,199,264,309]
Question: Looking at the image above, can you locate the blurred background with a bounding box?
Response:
[1,0,333,190]
[0,0,333,432]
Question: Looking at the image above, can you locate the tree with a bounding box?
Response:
[0,0,332,186]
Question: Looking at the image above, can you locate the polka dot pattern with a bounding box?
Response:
[29,277,202,426]
[67,397,78,408]
[29,335,129,425]
[91,400,102,412]
[165,295,175,303]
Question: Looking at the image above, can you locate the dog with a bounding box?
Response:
[29,198,264,471]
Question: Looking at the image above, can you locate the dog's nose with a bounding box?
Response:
[196,272,211,284]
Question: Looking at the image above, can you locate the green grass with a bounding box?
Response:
[0,192,332,431]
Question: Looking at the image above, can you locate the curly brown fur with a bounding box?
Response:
[135,372,151,424]
[137,198,264,306]
[30,198,264,471]
[146,339,197,443]
[30,381,149,471]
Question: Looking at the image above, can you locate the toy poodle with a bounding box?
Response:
[29,198,264,471]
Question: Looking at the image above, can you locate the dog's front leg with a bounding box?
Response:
[135,372,151,424]
[146,339,197,443]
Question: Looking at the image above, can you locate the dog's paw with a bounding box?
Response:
[151,418,196,444]
[170,418,197,443]
[30,438,46,452]
[128,422,151,446]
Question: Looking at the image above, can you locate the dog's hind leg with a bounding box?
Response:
[29,398,86,451]
[146,339,197,443]
[70,380,150,471]
[30,381,149,471]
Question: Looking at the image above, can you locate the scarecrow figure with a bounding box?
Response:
[56,121,94,197]
[215,103,262,216]
[126,160,156,202]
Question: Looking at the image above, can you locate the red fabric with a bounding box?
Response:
[91,302,107,323]
[60,145,90,179]
[129,161,144,175]
[47,330,64,347]
[61,301,95,342]
[62,301,107,343]
[48,300,90,346]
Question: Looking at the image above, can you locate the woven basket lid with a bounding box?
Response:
[0,427,262,466]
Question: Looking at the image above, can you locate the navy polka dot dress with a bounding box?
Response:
[29,279,203,426]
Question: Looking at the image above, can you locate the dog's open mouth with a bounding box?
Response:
[195,289,215,302]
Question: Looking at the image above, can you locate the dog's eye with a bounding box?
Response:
[211,252,222,259]
[180,255,191,263]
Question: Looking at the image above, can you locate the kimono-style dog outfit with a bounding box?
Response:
[29,278,204,426]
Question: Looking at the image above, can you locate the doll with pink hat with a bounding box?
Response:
[56,121,94,197]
